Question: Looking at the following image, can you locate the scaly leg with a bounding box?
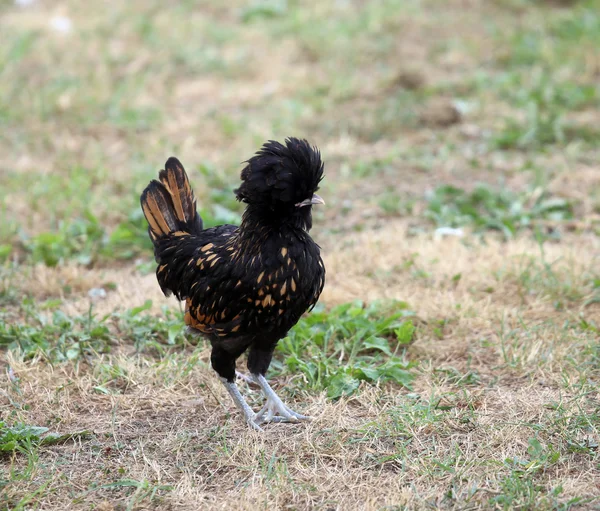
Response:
[219,377,263,432]
[252,374,311,424]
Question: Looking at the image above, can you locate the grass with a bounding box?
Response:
[0,423,91,453]
[0,298,189,362]
[276,301,417,398]
[425,183,574,239]
[1,0,600,509]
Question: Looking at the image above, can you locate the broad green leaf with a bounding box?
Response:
[327,372,360,399]
[362,336,392,356]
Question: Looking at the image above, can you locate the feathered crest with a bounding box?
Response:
[235,138,324,209]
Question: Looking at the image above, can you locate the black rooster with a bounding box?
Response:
[140,138,325,430]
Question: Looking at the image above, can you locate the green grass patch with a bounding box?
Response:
[0,299,188,363]
[497,4,600,70]
[275,300,417,398]
[0,422,92,455]
[12,210,151,266]
[489,437,585,510]
[2,298,419,399]
[493,73,600,149]
[488,4,600,149]
[2,198,242,266]
[425,184,573,238]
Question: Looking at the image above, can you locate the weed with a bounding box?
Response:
[0,299,188,362]
[488,438,569,509]
[111,299,189,354]
[425,184,573,238]
[491,6,600,149]
[493,76,600,149]
[12,209,150,267]
[5,194,241,267]
[0,422,91,454]
[1,301,112,362]
[276,301,417,398]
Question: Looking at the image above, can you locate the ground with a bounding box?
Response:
[1,0,600,509]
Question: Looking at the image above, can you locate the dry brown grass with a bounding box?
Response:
[3,344,598,510]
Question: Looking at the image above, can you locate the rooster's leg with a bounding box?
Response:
[252,374,311,424]
[219,378,263,432]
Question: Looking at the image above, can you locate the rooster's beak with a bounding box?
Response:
[296,194,325,208]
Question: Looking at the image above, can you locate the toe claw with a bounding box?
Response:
[266,416,297,424]
[289,411,311,421]
[248,419,264,432]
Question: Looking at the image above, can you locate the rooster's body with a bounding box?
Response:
[140,138,325,430]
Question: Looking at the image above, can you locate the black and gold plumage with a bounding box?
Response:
[140,138,325,430]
